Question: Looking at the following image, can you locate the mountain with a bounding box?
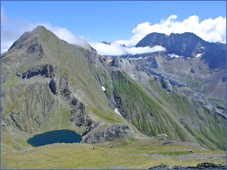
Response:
[136,32,207,58]
[136,32,226,69]
[2,26,140,140]
[120,32,226,101]
[1,26,226,168]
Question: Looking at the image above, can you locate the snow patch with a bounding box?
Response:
[106,58,113,63]
[101,86,106,91]
[196,53,203,58]
[167,53,184,58]
[128,56,148,60]
[114,108,122,116]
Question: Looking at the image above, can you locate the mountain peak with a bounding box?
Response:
[33,25,46,31]
[30,25,49,35]
[5,25,97,54]
[136,32,208,57]
[135,32,168,48]
[6,26,50,53]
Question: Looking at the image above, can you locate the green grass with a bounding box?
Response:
[2,140,226,169]
[37,27,112,113]
[159,151,190,156]
[112,71,194,142]
[88,106,120,124]
[2,73,19,87]
[208,97,226,109]
[102,70,112,97]
[2,26,226,169]
[181,88,196,96]
[190,79,205,88]
[148,76,226,150]
[2,102,20,117]
[46,100,72,130]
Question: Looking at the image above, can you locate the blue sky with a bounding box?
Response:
[1,1,226,55]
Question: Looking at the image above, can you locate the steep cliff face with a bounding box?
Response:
[1,26,226,151]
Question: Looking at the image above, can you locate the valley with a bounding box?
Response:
[1,26,226,169]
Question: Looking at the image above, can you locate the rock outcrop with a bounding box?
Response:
[81,121,132,143]
[160,78,172,92]
[70,102,92,127]
[49,78,57,95]
[21,64,55,79]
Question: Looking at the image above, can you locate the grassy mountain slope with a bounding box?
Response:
[1,26,226,169]
[109,70,225,150]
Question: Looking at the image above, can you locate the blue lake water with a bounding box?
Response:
[27,129,82,147]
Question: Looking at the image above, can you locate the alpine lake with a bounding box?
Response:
[27,129,82,147]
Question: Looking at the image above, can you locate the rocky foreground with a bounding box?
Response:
[149,163,226,169]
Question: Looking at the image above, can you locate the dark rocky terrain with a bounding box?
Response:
[149,162,226,169]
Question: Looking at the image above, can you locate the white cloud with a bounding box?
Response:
[125,46,166,55]
[38,23,89,48]
[90,42,166,56]
[89,42,126,56]
[116,15,226,46]
[1,41,15,53]
[1,8,226,56]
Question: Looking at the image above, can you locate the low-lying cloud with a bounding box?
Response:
[41,23,89,48]
[90,42,166,56]
[126,46,166,55]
